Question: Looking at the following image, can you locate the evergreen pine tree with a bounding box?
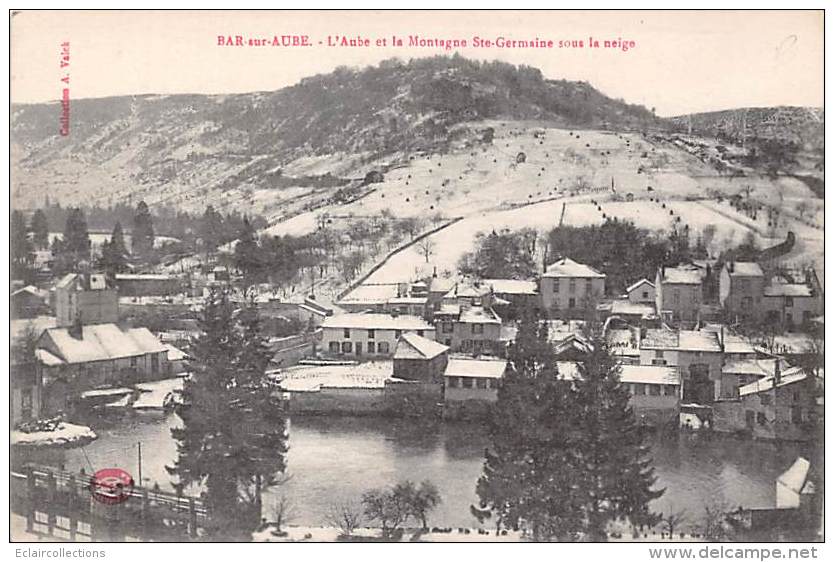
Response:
[168,289,288,540]
[475,314,663,540]
[55,208,90,273]
[132,201,155,258]
[570,338,663,539]
[99,222,130,277]
[11,211,34,281]
[233,217,263,286]
[30,209,50,250]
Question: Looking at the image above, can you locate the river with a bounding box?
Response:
[16,411,813,531]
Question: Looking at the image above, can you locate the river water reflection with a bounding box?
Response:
[21,412,813,530]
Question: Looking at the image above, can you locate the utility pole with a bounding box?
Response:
[137,442,143,486]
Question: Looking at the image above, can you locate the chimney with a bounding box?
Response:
[432,266,437,279]
[729,261,735,274]
[68,312,84,340]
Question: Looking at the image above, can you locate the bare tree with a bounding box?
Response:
[699,500,733,541]
[325,501,364,537]
[271,495,296,534]
[660,508,687,539]
[416,237,436,263]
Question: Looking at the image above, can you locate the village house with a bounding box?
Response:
[606,327,641,365]
[557,361,680,425]
[35,323,171,415]
[719,261,765,323]
[600,299,656,325]
[640,328,723,404]
[11,348,43,426]
[540,257,606,319]
[761,274,822,331]
[392,333,450,383]
[434,302,502,355]
[53,272,119,327]
[655,265,704,324]
[11,285,50,319]
[715,367,820,441]
[442,356,507,418]
[720,357,783,399]
[337,283,401,313]
[426,276,458,316]
[482,278,539,312]
[626,278,656,305]
[115,273,182,297]
[321,313,435,359]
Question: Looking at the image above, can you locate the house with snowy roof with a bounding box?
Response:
[761,272,822,330]
[625,278,656,305]
[655,264,704,324]
[393,333,449,383]
[321,312,435,359]
[53,272,119,327]
[443,356,507,418]
[715,366,820,441]
[35,323,171,415]
[640,328,723,404]
[540,257,605,319]
[719,261,765,322]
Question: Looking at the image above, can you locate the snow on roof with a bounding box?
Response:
[725,262,764,277]
[483,279,538,295]
[11,422,97,447]
[738,367,807,397]
[115,273,174,281]
[445,282,492,299]
[659,266,703,285]
[556,361,581,380]
[444,357,507,379]
[606,328,640,356]
[764,283,813,297]
[42,324,167,364]
[610,300,655,317]
[435,303,461,317]
[722,358,780,377]
[279,361,393,392]
[338,284,401,305]
[626,278,655,293]
[11,285,48,299]
[678,330,722,352]
[641,329,679,350]
[387,296,428,305]
[35,348,64,366]
[459,306,502,324]
[11,316,57,342]
[777,457,811,495]
[55,273,78,290]
[543,257,604,278]
[323,313,433,331]
[620,365,680,385]
[721,332,757,355]
[429,277,458,294]
[394,333,449,360]
[164,344,189,361]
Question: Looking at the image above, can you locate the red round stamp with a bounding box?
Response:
[89,468,134,505]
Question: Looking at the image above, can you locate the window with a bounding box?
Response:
[329,342,339,353]
[642,291,649,299]
[463,378,475,389]
[655,350,665,358]
[377,341,390,354]
[552,280,560,293]
[367,342,375,354]
[785,297,794,307]
[21,388,33,419]
[760,394,772,406]
[473,323,484,335]
[476,378,488,389]
[395,330,402,339]
[673,290,680,305]
[666,385,677,397]
[442,322,453,334]
[649,385,661,396]
[343,328,351,338]
[367,329,375,339]
[151,354,159,375]
[742,296,752,309]
[569,279,576,293]
[341,341,352,354]
[568,297,576,308]
[585,279,592,292]
[445,339,452,346]
[757,412,767,425]
[791,406,802,424]
[417,330,424,337]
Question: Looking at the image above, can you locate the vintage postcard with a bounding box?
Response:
[8,9,824,550]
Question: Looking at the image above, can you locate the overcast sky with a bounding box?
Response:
[10,10,823,116]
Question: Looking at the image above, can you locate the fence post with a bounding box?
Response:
[25,466,35,534]
[68,475,77,540]
[46,471,56,536]
[189,498,197,538]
